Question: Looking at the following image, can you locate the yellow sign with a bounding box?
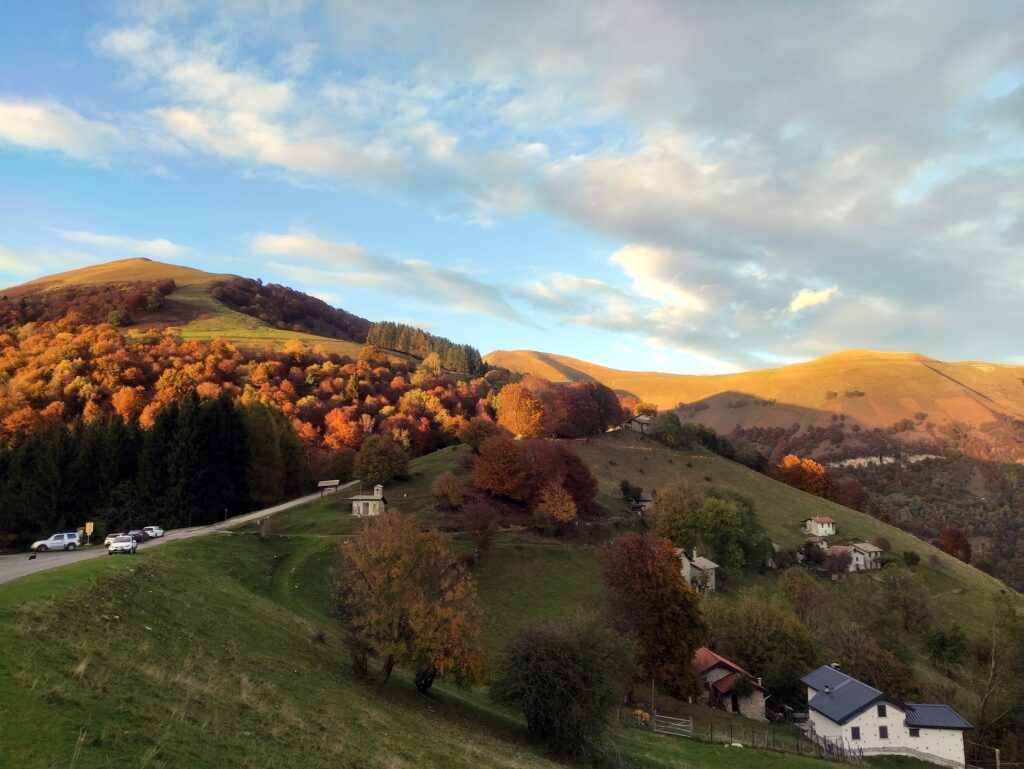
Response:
[85,521,94,535]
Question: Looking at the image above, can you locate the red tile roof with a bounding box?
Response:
[692,647,765,693]
[811,516,835,524]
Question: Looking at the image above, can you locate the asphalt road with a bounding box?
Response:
[0,482,356,587]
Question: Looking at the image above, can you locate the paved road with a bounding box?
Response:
[0,482,357,587]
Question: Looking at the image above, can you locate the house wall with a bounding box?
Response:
[809,702,965,768]
[704,568,716,591]
[351,500,385,517]
[738,690,766,721]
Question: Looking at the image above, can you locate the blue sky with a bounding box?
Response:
[1,1,1021,373]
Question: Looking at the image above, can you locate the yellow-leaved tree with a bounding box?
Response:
[335,512,487,692]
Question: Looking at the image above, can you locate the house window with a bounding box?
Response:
[909,728,920,737]
[850,727,860,740]
[879,726,889,739]
[877,704,887,718]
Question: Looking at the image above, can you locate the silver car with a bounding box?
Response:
[31,532,81,552]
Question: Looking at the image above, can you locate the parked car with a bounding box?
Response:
[143,526,164,538]
[108,535,137,555]
[103,532,124,546]
[31,532,81,552]
[127,530,148,543]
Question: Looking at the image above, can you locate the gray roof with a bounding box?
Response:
[802,666,886,725]
[905,704,972,730]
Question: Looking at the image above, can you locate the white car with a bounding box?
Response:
[107,535,137,555]
[143,526,164,538]
[103,532,125,546]
[31,532,81,552]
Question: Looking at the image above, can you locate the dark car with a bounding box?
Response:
[127,529,149,543]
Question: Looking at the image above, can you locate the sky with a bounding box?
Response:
[0,1,1021,374]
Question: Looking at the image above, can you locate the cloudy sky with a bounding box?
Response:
[1,1,1021,373]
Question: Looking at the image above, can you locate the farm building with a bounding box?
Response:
[625,414,653,434]
[632,492,654,517]
[677,548,719,592]
[350,484,387,517]
[824,543,883,572]
[804,516,837,537]
[692,647,767,721]
[803,665,971,768]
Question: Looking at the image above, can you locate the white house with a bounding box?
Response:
[849,542,883,571]
[693,647,767,721]
[625,414,653,434]
[350,484,387,517]
[804,516,837,537]
[803,665,971,768]
[677,548,719,592]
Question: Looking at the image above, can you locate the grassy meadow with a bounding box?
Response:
[0,439,1011,768]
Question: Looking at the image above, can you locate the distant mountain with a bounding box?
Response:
[485,348,1024,463]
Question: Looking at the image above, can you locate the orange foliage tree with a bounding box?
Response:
[534,483,577,532]
[778,454,832,498]
[598,532,707,696]
[496,382,546,438]
[473,435,531,501]
[937,527,972,563]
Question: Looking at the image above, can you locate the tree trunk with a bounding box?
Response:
[374,656,395,689]
[347,638,369,678]
[414,665,437,694]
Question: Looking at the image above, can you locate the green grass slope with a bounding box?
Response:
[0,439,968,768]
[571,430,1020,626]
[1,520,862,769]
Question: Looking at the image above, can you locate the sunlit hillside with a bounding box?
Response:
[485,349,1024,457]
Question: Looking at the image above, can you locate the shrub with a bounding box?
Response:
[430,471,465,510]
[902,551,921,567]
[490,619,634,760]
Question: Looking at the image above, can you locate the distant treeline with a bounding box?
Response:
[366,321,485,374]
[0,391,307,546]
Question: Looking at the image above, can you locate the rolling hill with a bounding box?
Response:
[484,349,1024,462]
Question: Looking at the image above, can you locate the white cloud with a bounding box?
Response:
[788,285,839,313]
[0,98,125,161]
[252,231,529,324]
[0,245,100,287]
[54,229,190,257]
[0,246,38,276]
